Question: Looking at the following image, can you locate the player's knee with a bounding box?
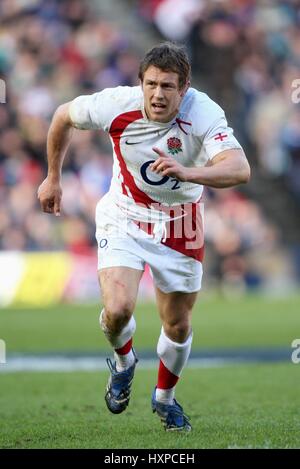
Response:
[104,300,134,332]
[164,320,191,343]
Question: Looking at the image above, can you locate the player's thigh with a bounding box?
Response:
[155,287,199,339]
[99,266,143,315]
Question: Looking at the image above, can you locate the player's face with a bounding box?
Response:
[141,66,187,123]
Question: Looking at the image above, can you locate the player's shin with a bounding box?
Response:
[99,309,136,371]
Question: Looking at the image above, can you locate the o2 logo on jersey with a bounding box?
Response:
[140,160,181,190]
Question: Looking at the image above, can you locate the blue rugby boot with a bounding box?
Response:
[105,351,138,414]
[151,388,192,432]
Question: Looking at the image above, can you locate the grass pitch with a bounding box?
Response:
[0,364,299,449]
[1,295,300,351]
[0,295,300,448]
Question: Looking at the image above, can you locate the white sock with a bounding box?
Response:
[156,327,193,405]
[155,387,175,405]
[99,309,136,371]
[157,327,193,377]
[114,349,135,372]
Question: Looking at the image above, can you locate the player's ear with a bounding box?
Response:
[180,81,190,97]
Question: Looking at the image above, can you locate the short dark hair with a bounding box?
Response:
[138,42,191,89]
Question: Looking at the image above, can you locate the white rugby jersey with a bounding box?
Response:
[69,85,242,209]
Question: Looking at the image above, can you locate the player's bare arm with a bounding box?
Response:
[37,102,73,216]
[150,147,250,188]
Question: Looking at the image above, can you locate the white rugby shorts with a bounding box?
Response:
[95,194,203,293]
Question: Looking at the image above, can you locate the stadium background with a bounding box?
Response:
[0,0,300,449]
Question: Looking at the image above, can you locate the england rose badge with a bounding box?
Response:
[167,137,182,155]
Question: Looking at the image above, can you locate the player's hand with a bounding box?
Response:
[150,147,189,182]
[37,176,62,216]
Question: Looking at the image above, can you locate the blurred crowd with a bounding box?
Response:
[0,0,299,292]
[0,0,140,255]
